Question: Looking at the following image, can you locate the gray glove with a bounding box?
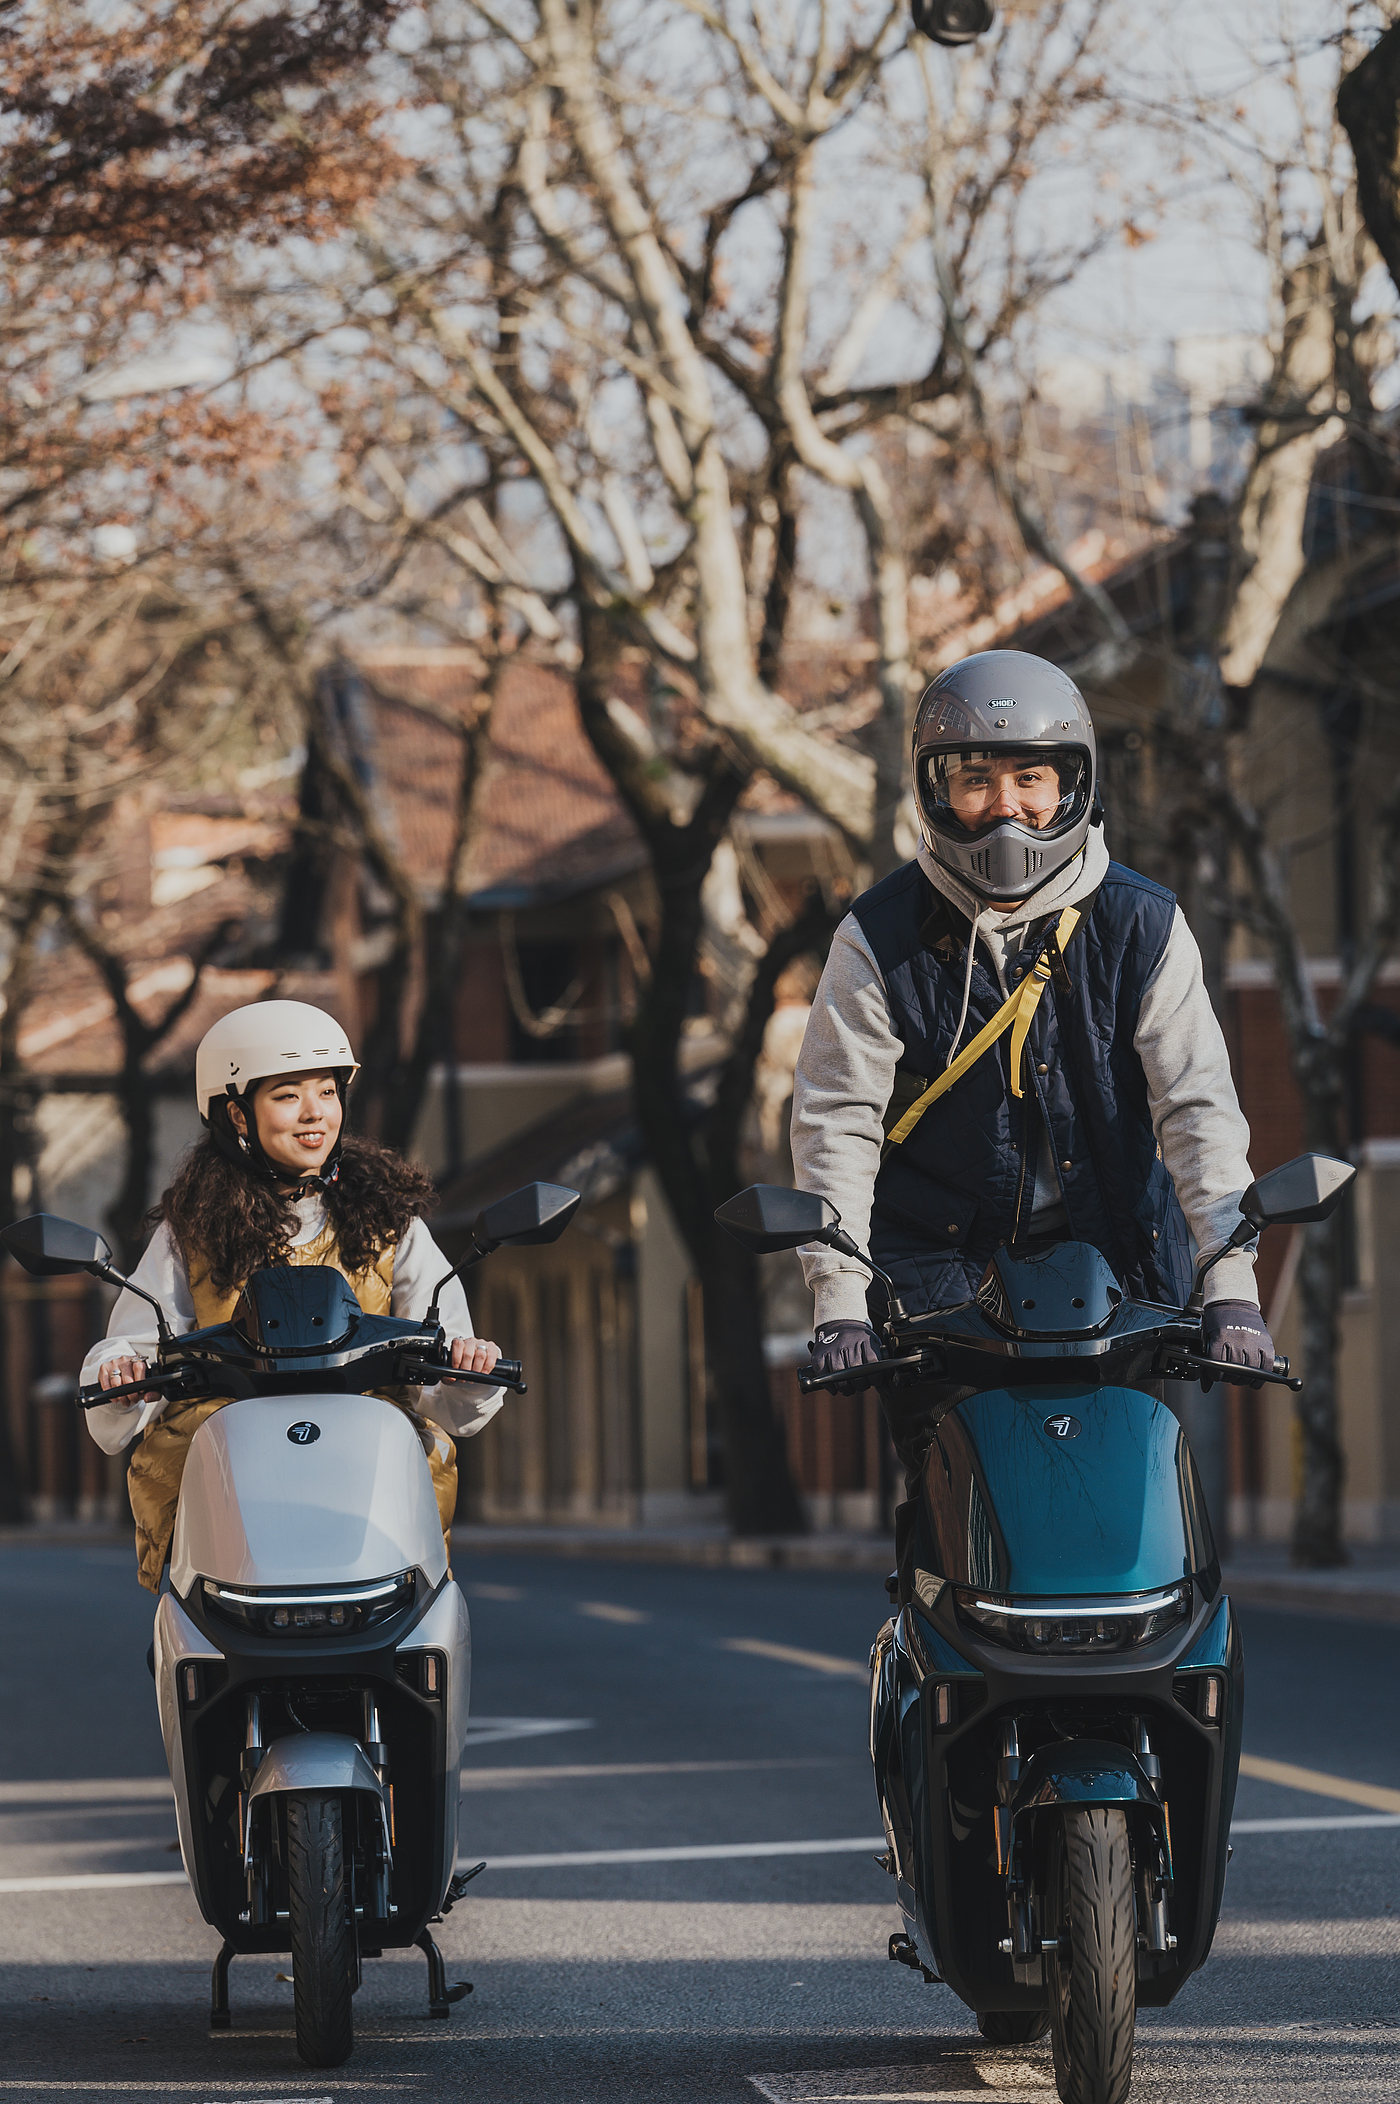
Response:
[1203,1300,1277,1380]
[810,1320,882,1389]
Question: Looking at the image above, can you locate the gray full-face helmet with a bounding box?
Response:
[912,649,1098,903]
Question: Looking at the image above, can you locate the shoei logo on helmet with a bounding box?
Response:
[287,1420,321,1445]
[988,696,1015,704]
[1043,1413,1081,1441]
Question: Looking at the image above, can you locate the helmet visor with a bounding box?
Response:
[919,745,1089,843]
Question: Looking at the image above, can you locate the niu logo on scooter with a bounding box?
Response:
[1042,1412,1081,1441]
[286,1420,321,1445]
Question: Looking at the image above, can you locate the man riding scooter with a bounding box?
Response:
[791,648,1272,1551]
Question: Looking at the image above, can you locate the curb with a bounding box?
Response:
[1221,1573,1400,1626]
[0,1525,129,1550]
[452,1525,894,1574]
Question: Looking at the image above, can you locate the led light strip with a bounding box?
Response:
[204,1578,405,1608]
[970,1587,1184,1618]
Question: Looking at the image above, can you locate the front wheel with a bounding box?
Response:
[1047,1806,1136,2104]
[286,1793,355,2068]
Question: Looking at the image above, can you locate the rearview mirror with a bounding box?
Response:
[0,1213,114,1279]
[1240,1153,1356,1231]
[714,1185,841,1255]
[473,1182,581,1252]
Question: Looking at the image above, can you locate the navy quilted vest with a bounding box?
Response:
[851,858,1193,1317]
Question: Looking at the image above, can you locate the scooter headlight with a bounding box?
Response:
[201,1572,415,1637]
[954,1582,1189,1655]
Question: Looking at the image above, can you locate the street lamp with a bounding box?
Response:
[911,0,995,44]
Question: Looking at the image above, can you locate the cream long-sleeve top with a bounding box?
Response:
[791,828,1260,1327]
[81,1193,504,1455]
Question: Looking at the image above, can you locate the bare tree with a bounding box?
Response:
[220,0,1149,1527]
[971,5,1400,1566]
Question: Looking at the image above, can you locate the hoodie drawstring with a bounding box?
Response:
[946,905,991,1071]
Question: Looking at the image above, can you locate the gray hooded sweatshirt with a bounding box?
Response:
[790,829,1258,1326]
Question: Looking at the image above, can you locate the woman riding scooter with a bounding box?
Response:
[791,649,1274,1536]
[82,1000,502,1591]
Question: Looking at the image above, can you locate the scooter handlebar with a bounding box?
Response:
[76,1370,190,1410]
[796,1349,935,1396]
[1155,1345,1300,1391]
[423,1354,526,1394]
[76,1353,530,1407]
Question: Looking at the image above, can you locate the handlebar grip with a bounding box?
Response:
[432,1355,527,1394]
[77,1373,182,1409]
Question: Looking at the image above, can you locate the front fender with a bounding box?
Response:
[1005,1738,1169,1871]
[248,1731,389,1860]
[248,1730,383,1802]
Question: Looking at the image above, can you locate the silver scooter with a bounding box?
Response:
[2,1180,579,2068]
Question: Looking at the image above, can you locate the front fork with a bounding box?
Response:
[995,1714,1176,1974]
[236,1690,395,1940]
[239,1694,266,1927]
[994,1720,1040,1972]
[1133,1718,1176,1955]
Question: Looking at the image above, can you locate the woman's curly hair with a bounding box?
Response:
[156,1131,437,1294]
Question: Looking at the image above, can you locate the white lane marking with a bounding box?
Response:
[0,1870,187,1893]
[578,1600,650,1625]
[465,1582,525,1601]
[8,1814,1387,1896]
[722,1638,867,1680]
[462,1716,594,1747]
[477,1836,887,1869]
[1231,1813,1400,1833]
[0,1778,171,1805]
[750,2064,1054,2100]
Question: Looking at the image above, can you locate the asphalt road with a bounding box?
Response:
[0,1541,1397,2102]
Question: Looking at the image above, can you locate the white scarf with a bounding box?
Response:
[916,827,1111,1069]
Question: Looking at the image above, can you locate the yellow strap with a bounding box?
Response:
[885,906,1082,1146]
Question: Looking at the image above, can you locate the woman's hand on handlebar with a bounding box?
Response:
[98,1357,159,1408]
[448,1336,501,1378]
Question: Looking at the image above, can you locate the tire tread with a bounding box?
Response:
[1049,1805,1136,2104]
[286,1794,354,2068]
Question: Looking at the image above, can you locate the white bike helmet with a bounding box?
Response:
[195,1001,359,1188]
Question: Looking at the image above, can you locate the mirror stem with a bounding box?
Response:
[425,1237,495,1327]
[826,1228,907,1323]
[1187,1219,1256,1311]
[97,1266,174,1350]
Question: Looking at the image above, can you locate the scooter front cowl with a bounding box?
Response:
[169,1394,448,1597]
[922,1384,1215,1596]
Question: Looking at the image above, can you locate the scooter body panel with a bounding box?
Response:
[923,1384,1214,1596]
[153,1590,223,1922]
[160,1390,468,1956]
[872,1381,1241,2017]
[169,1392,447,1597]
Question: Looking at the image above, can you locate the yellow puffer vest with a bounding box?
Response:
[185,1219,396,1327]
[126,1222,457,1592]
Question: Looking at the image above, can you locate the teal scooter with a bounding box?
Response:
[717,1153,1353,2104]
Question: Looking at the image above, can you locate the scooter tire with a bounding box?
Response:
[287,1792,355,2068]
[978,2009,1051,2045]
[1047,1805,1135,2104]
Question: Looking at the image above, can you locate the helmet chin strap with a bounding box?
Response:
[207,1087,345,1195]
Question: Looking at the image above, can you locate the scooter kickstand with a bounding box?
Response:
[415,1928,472,2018]
[210,1940,235,2031]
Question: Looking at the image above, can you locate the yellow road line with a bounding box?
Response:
[721,1637,867,1680]
[1239,1753,1400,1815]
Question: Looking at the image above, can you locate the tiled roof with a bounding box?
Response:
[358,652,647,903]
